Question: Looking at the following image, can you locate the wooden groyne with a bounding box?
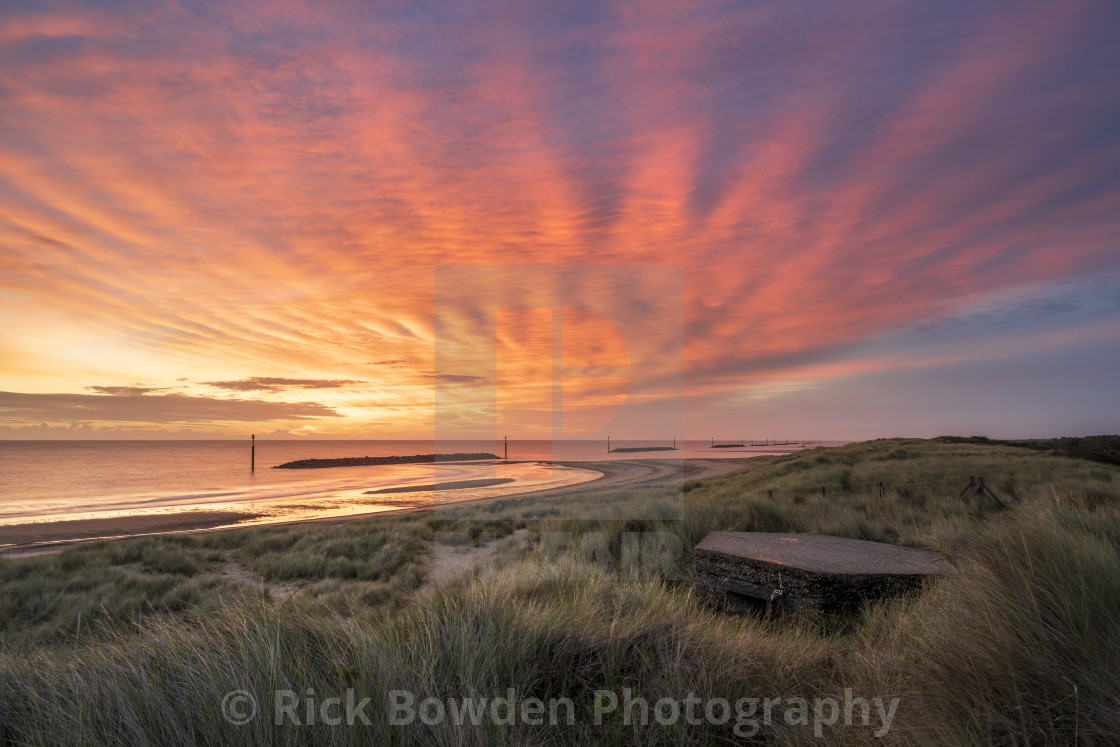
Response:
[273,453,498,469]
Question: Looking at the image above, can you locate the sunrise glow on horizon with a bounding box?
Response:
[2,0,1119,441]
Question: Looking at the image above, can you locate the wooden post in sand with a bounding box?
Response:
[504,436,508,460]
[607,436,611,453]
[251,434,255,472]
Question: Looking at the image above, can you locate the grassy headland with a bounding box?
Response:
[1,438,1118,744]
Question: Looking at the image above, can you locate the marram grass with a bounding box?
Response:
[1,438,1118,745]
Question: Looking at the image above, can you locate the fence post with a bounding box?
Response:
[821,487,826,499]
[879,482,884,499]
[978,476,1006,508]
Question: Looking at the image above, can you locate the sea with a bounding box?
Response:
[0,439,815,533]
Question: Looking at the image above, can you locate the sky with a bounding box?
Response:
[1,0,1119,441]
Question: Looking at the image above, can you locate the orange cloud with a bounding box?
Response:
[1,0,1118,437]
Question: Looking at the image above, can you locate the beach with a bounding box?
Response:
[0,458,752,554]
[0,511,259,554]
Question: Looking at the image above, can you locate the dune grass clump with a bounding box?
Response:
[202,516,436,583]
[894,505,1120,743]
[0,539,233,645]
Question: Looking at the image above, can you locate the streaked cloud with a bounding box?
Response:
[0,391,342,425]
[85,384,174,396]
[0,0,1118,437]
[201,377,366,392]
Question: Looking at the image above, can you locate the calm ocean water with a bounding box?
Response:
[0,439,811,528]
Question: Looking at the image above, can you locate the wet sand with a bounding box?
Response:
[365,477,516,494]
[0,459,754,555]
[0,511,262,556]
[512,458,750,499]
[297,458,754,523]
